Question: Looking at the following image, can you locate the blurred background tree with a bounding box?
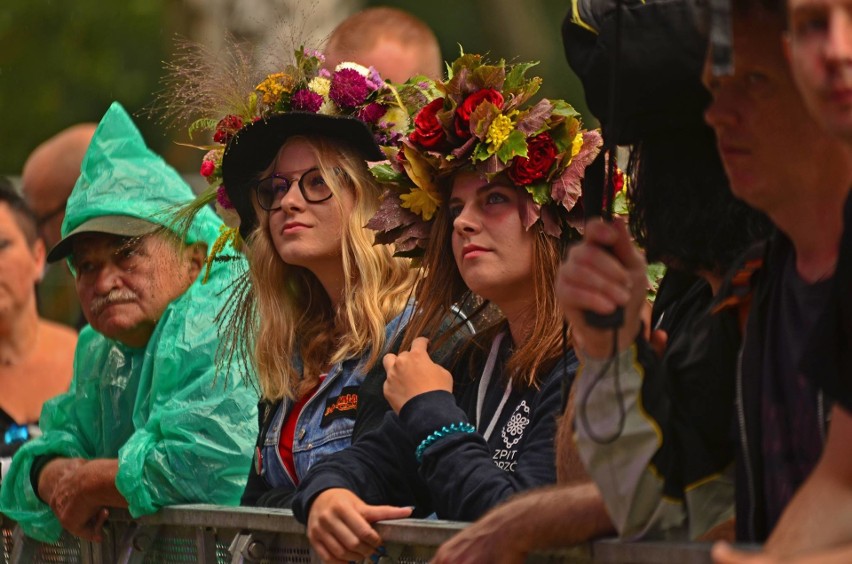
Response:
[1,0,590,176]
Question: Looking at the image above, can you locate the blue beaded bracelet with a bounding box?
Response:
[415,422,476,463]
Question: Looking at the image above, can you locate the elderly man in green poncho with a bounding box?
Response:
[0,103,258,542]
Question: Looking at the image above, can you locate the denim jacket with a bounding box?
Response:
[241,303,415,505]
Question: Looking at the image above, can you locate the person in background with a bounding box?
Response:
[0,102,258,543]
[21,123,96,328]
[323,6,442,83]
[0,178,76,481]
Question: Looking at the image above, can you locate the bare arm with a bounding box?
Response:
[41,458,128,541]
[37,457,86,504]
[766,405,852,554]
[712,405,852,562]
[431,483,613,564]
[713,540,852,564]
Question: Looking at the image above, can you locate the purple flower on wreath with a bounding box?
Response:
[291,88,324,113]
[304,48,326,63]
[216,184,235,210]
[318,68,332,79]
[329,68,371,109]
[374,130,402,147]
[366,67,384,90]
[357,102,387,124]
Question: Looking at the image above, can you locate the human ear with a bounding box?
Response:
[184,242,207,281]
[31,239,46,282]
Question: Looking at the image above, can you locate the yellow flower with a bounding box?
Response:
[486,114,514,151]
[571,132,584,159]
[308,76,331,97]
[400,187,440,221]
[256,72,294,105]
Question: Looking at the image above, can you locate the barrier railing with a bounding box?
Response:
[1,505,717,563]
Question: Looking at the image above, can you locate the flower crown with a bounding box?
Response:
[366,53,603,256]
[178,47,439,275]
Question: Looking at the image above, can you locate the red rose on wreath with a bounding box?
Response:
[508,132,558,186]
[613,168,625,193]
[200,160,216,178]
[213,115,244,144]
[454,89,504,140]
[410,98,446,149]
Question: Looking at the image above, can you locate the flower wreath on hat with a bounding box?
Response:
[366,52,603,257]
[175,47,439,278]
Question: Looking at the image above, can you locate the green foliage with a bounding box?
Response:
[646,262,667,302]
[1,0,595,176]
[1,0,169,173]
[189,118,219,140]
[504,61,540,94]
[369,163,405,183]
[527,183,550,205]
[496,129,528,162]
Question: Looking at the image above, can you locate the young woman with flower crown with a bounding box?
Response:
[290,54,602,563]
[180,50,451,507]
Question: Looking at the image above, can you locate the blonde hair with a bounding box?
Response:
[245,135,417,401]
[402,174,569,389]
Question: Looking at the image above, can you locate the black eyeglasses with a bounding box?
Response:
[254,167,342,211]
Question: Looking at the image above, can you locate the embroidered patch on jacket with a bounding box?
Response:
[321,386,359,426]
[502,400,531,449]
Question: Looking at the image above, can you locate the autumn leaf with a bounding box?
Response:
[518,193,542,231]
[369,162,404,183]
[366,191,420,232]
[526,182,551,205]
[495,129,528,163]
[504,61,540,94]
[551,130,603,211]
[470,101,501,140]
[515,99,554,136]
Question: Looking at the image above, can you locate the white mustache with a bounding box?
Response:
[89,289,139,316]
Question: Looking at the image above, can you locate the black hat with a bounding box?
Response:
[562,0,710,145]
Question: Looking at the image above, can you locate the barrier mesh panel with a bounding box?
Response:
[143,536,198,563]
[2,526,12,564]
[32,533,81,563]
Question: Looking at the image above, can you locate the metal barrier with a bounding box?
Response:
[1,505,717,563]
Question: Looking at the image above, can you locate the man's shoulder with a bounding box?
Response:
[148,266,240,352]
[168,261,244,318]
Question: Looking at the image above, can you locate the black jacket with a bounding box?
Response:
[717,234,830,541]
[291,332,577,523]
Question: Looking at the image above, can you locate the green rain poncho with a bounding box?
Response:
[0,102,258,542]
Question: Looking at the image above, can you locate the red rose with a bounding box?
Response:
[200,160,215,177]
[613,168,625,192]
[508,132,558,186]
[409,98,446,149]
[454,89,504,139]
[213,115,243,144]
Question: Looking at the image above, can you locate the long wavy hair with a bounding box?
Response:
[402,172,568,390]
[244,135,418,401]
